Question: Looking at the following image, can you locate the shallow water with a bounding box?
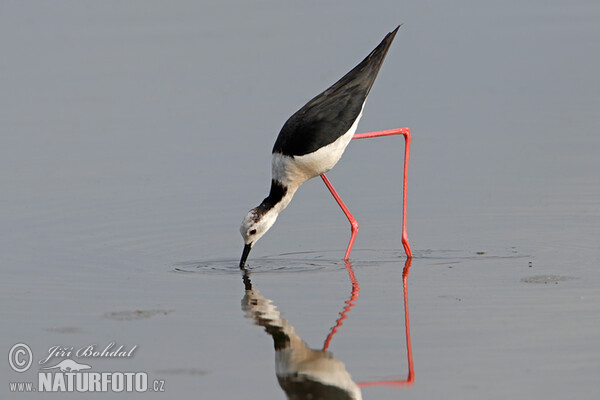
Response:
[2,1,599,399]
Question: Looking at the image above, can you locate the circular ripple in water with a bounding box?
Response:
[172,247,527,275]
[172,250,349,275]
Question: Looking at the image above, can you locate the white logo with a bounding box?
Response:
[8,343,33,373]
[7,342,165,393]
[40,359,91,372]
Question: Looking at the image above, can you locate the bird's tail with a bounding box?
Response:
[325,25,402,99]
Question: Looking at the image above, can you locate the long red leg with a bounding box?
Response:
[352,128,412,258]
[320,174,358,261]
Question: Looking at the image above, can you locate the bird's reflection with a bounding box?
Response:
[240,258,413,399]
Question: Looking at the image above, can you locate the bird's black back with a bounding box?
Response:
[272,26,400,157]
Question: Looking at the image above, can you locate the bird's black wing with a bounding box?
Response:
[272,26,400,157]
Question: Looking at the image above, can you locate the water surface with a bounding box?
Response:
[2,1,599,399]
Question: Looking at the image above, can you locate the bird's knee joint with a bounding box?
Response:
[350,220,359,232]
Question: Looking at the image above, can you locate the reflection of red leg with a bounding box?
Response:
[322,261,360,351]
[321,174,359,261]
[402,258,414,383]
[358,258,414,387]
[352,128,412,258]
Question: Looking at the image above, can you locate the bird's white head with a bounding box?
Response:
[240,206,279,245]
[239,206,279,267]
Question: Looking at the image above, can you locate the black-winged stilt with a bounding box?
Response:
[240,26,412,267]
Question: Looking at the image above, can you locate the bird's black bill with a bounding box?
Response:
[240,243,252,268]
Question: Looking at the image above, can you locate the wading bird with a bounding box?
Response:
[240,26,412,267]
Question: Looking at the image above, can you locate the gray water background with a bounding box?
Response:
[2,1,599,399]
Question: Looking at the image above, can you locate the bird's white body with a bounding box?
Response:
[250,107,364,242]
[272,107,364,191]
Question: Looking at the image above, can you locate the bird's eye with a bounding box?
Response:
[249,229,257,235]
